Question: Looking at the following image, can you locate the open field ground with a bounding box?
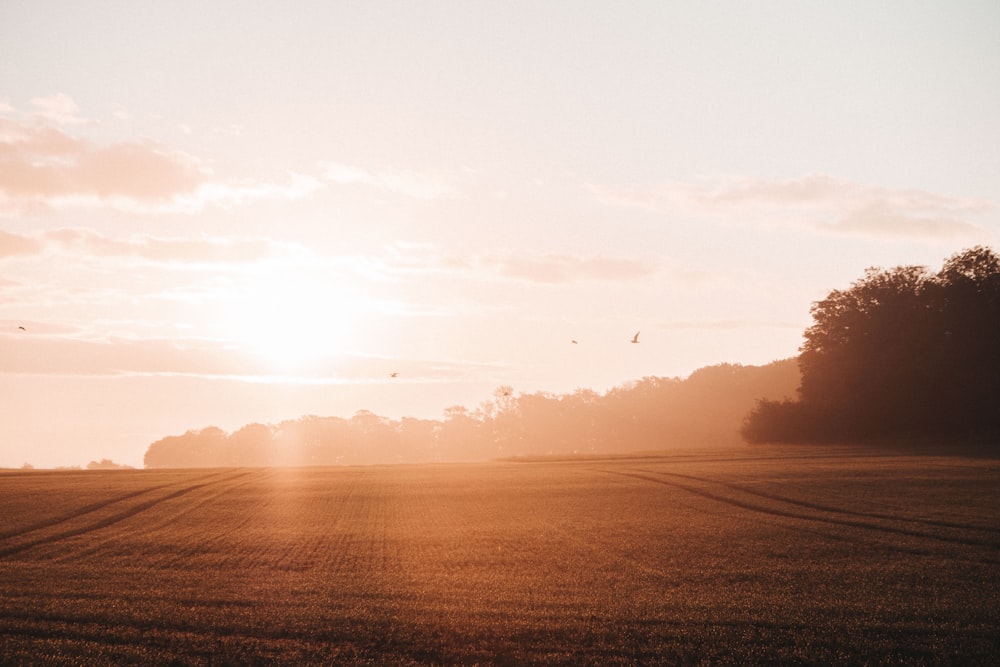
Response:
[1,445,999,665]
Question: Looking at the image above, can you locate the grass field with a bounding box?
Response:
[1,445,998,665]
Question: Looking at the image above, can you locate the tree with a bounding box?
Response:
[931,246,1000,430]
[437,405,486,461]
[86,458,133,470]
[743,246,1000,443]
[144,426,228,468]
[142,359,803,466]
[798,263,934,437]
[227,423,273,466]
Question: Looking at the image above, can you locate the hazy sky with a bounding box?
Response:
[2,2,998,468]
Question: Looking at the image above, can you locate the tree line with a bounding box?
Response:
[742,246,1000,444]
[144,360,798,468]
[144,246,1000,467]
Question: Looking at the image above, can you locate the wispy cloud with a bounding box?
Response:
[0,333,252,377]
[0,226,306,266]
[828,204,981,239]
[488,253,654,283]
[0,229,44,257]
[0,115,205,213]
[29,93,88,125]
[43,228,296,264]
[590,174,991,240]
[323,162,457,200]
[369,242,655,284]
[0,97,324,215]
[0,330,498,384]
[662,318,802,331]
[169,172,324,213]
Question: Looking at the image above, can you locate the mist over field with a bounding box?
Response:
[142,359,799,468]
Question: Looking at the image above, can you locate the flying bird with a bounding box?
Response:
[631,331,640,344]
[571,339,578,344]
[18,326,26,331]
[390,372,398,378]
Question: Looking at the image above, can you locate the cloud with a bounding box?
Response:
[0,116,205,213]
[30,93,88,125]
[324,163,373,186]
[0,330,485,384]
[590,174,992,240]
[180,172,323,212]
[41,228,293,264]
[0,226,303,266]
[828,204,981,239]
[0,229,43,257]
[0,99,323,215]
[490,254,654,283]
[0,334,252,377]
[323,162,457,200]
[369,243,655,284]
[663,318,801,331]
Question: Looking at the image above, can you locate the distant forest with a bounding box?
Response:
[743,246,1000,445]
[144,360,798,468]
[145,245,1000,468]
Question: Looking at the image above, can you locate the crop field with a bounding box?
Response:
[1,445,998,665]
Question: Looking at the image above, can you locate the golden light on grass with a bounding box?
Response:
[2,448,999,664]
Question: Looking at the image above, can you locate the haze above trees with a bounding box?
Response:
[143,246,1000,468]
[144,360,798,468]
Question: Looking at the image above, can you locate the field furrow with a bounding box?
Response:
[47,471,270,567]
[656,468,1000,534]
[0,472,247,560]
[610,468,1000,562]
[0,470,228,541]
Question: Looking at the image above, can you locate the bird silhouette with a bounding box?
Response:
[571,339,578,344]
[390,372,398,378]
[631,331,640,344]
[18,326,26,331]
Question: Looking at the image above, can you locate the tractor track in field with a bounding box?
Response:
[0,471,252,560]
[0,470,229,542]
[58,470,276,566]
[644,469,1000,536]
[604,469,1000,557]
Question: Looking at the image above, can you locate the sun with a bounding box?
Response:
[220,270,365,373]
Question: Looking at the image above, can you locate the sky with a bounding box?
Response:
[1,1,998,468]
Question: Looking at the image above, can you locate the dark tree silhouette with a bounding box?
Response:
[743,246,1000,444]
[800,264,933,437]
